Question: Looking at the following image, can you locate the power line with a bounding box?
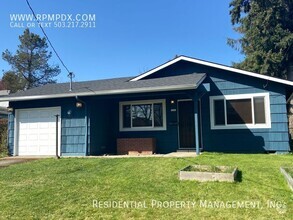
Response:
[25,0,71,74]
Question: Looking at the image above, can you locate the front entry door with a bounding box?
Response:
[178,100,195,149]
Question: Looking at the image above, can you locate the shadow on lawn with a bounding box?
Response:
[235,170,242,182]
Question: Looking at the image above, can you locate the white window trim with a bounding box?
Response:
[210,93,271,130]
[119,99,166,131]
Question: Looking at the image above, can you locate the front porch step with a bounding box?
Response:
[177,149,197,152]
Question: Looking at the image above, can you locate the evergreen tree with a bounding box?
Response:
[1,71,26,93]
[2,29,60,90]
[228,0,293,79]
[0,80,5,90]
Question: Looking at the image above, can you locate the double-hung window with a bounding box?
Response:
[119,99,166,131]
[210,93,271,129]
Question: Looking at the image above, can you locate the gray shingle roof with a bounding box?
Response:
[2,73,206,101]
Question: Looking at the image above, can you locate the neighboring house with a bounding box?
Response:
[0,90,10,119]
[0,55,292,156]
[0,107,8,119]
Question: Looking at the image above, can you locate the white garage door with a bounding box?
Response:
[16,107,61,156]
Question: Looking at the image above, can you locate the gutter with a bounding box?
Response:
[75,96,89,156]
[0,84,199,102]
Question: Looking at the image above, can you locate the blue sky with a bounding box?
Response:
[0,0,244,82]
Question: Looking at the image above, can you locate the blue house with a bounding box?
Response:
[1,55,292,156]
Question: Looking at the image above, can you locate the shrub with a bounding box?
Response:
[0,119,8,157]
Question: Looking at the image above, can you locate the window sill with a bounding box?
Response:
[211,124,271,130]
[119,127,166,132]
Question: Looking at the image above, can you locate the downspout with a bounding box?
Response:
[75,96,89,156]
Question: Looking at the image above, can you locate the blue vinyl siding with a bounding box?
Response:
[88,92,188,154]
[145,60,290,153]
[203,73,289,153]
[61,103,87,156]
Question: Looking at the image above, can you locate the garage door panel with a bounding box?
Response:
[28,134,38,140]
[39,134,49,140]
[17,107,61,156]
[27,129,38,135]
[29,124,38,130]
[39,124,49,129]
[19,122,28,129]
[19,135,27,140]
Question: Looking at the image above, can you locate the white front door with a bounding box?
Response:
[16,107,61,156]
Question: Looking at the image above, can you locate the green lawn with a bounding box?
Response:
[0,153,292,219]
[284,167,293,177]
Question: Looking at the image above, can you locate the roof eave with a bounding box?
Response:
[130,56,293,86]
[0,83,202,102]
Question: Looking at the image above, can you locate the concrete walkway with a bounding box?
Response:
[0,152,197,164]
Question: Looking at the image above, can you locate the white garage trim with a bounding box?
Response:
[14,107,61,156]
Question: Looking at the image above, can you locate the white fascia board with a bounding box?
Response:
[0,84,199,102]
[130,56,293,86]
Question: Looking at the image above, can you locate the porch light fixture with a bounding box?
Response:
[7,107,13,112]
[171,100,175,104]
[76,102,83,108]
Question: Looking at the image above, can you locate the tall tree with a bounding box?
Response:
[1,71,26,93]
[228,0,293,79]
[0,80,5,90]
[2,28,60,90]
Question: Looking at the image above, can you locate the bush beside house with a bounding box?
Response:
[0,119,8,157]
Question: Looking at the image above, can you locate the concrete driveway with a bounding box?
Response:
[0,157,40,168]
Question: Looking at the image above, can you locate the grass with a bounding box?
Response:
[182,165,235,173]
[284,167,293,177]
[0,153,292,219]
[0,152,7,158]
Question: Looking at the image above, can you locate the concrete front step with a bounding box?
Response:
[177,149,197,152]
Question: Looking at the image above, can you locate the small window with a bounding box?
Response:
[120,100,166,131]
[214,100,225,125]
[254,97,266,124]
[210,93,271,129]
[122,105,131,128]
